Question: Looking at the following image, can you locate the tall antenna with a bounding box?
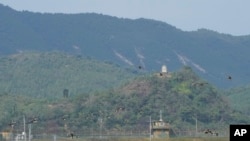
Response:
[159,110,163,122]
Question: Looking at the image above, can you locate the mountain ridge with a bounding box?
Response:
[1,3,250,88]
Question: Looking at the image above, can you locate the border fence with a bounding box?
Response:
[1,128,229,141]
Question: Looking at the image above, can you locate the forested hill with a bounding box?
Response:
[98,67,249,130]
[0,66,248,133]
[225,85,250,116]
[0,52,138,98]
[1,4,250,88]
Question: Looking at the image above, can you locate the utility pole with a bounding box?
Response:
[149,116,152,141]
[99,118,103,139]
[195,117,198,136]
[23,115,26,141]
[53,135,57,141]
[28,124,31,141]
[193,114,198,137]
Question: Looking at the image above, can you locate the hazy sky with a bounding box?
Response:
[0,0,249,36]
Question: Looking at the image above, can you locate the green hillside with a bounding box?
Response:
[225,85,250,115]
[0,52,138,99]
[0,66,247,134]
[1,4,250,88]
[1,3,250,139]
[86,67,247,131]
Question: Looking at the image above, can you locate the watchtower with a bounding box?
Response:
[161,65,167,73]
[151,111,170,138]
[158,65,171,78]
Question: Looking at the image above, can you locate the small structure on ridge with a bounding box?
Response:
[151,110,170,138]
[158,65,171,78]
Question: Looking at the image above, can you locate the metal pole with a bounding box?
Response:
[23,115,26,141]
[195,117,198,136]
[53,135,56,141]
[150,116,152,141]
[28,124,31,141]
[99,118,102,139]
[193,114,198,137]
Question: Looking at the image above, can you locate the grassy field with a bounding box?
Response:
[32,137,229,141]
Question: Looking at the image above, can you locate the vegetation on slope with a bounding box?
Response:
[0,52,138,99]
[1,4,250,88]
[79,66,247,131]
[1,66,247,135]
[225,85,250,115]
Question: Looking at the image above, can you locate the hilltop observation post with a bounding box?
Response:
[151,111,170,138]
[158,65,171,78]
[162,65,167,73]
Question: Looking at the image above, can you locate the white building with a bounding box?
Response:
[161,65,167,73]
